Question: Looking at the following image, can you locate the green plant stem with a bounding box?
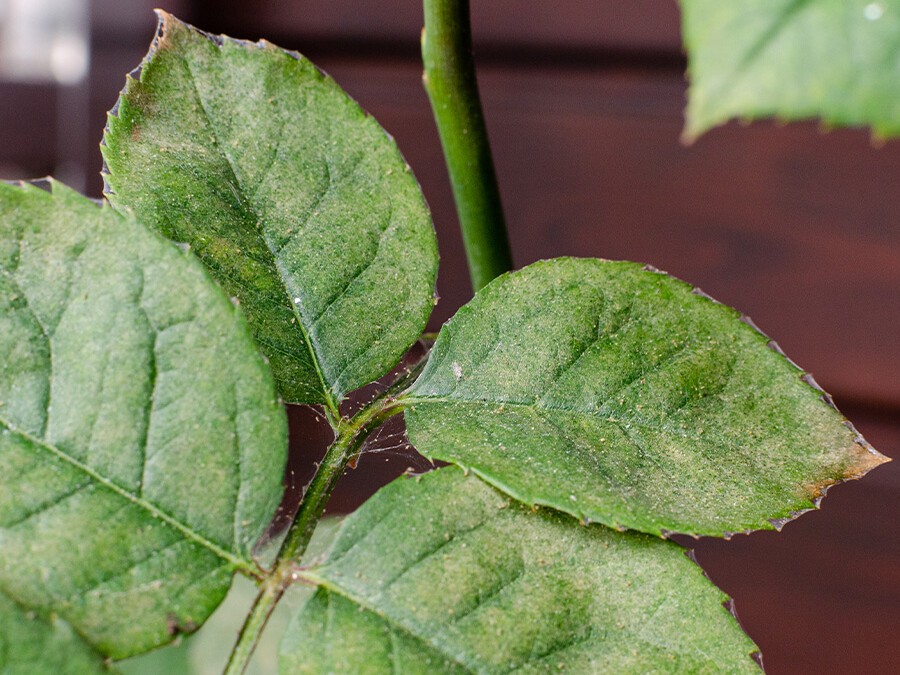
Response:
[422,0,513,292]
[223,397,403,675]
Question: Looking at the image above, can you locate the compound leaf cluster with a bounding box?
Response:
[0,12,890,674]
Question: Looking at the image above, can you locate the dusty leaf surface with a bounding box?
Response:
[0,590,110,673]
[283,468,759,673]
[102,13,438,407]
[403,258,887,536]
[0,182,286,660]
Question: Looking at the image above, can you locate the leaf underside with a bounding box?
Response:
[101,12,439,408]
[404,258,888,537]
[283,468,759,674]
[0,182,286,660]
[681,0,900,140]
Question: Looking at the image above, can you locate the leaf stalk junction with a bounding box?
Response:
[223,387,407,674]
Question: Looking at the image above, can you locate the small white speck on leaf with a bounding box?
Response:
[452,362,463,381]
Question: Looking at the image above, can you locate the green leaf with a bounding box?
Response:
[283,468,759,673]
[101,13,438,410]
[0,590,110,673]
[681,0,900,140]
[403,258,888,537]
[0,181,287,660]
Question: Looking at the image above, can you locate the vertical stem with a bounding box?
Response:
[223,399,403,675]
[422,0,514,292]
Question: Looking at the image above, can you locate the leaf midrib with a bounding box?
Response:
[402,396,800,482]
[298,576,477,674]
[303,572,736,674]
[178,54,340,416]
[0,416,258,577]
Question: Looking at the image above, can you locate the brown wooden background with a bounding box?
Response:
[1,1,898,672]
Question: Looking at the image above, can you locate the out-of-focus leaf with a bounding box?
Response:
[682,0,900,140]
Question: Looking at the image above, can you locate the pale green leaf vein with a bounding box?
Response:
[178,54,339,415]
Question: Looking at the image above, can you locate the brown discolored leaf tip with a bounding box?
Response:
[152,9,180,44]
[840,434,890,480]
[150,9,173,52]
[766,434,889,533]
[151,9,216,56]
[803,427,890,509]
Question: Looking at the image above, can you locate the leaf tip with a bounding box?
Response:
[150,9,174,49]
[848,434,891,475]
[869,131,888,149]
[149,9,202,56]
[152,8,178,34]
[845,440,882,478]
[806,436,890,501]
[679,126,699,146]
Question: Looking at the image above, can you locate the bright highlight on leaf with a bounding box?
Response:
[101,12,439,411]
[0,181,287,660]
[403,258,888,537]
[681,0,900,140]
[284,468,759,673]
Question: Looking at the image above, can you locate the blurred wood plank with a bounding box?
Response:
[199,0,682,54]
[0,83,57,176]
